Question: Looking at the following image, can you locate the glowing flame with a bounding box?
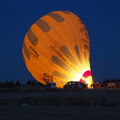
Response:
[80,70,94,88]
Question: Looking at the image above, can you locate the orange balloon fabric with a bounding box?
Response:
[22,11,94,88]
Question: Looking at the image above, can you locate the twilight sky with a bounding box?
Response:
[0,0,120,83]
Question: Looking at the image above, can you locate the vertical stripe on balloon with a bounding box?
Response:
[27,29,38,46]
[51,56,72,72]
[23,42,31,59]
[36,19,51,32]
[47,12,64,22]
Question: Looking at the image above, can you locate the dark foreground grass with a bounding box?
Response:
[0,88,120,107]
[0,88,120,120]
[0,105,120,120]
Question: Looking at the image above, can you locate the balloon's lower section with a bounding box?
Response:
[80,70,93,88]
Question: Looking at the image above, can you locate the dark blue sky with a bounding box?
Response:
[0,0,120,83]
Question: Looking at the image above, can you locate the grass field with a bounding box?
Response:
[0,88,120,120]
[0,105,120,120]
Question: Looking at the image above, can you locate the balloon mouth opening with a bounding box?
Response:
[80,70,93,88]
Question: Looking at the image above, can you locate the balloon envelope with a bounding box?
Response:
[22,11,94,88]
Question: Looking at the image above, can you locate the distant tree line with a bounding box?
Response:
[0,79,120,88]
[26,80,44,87]
[0,81,21,87]
[92,78,120,88]
[0,80,44,88]
[101,78,120,84]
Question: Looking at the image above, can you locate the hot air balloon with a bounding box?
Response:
[22,11,94,88]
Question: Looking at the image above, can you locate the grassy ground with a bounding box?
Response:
[0,88,120,120]
[0,105,120,120]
